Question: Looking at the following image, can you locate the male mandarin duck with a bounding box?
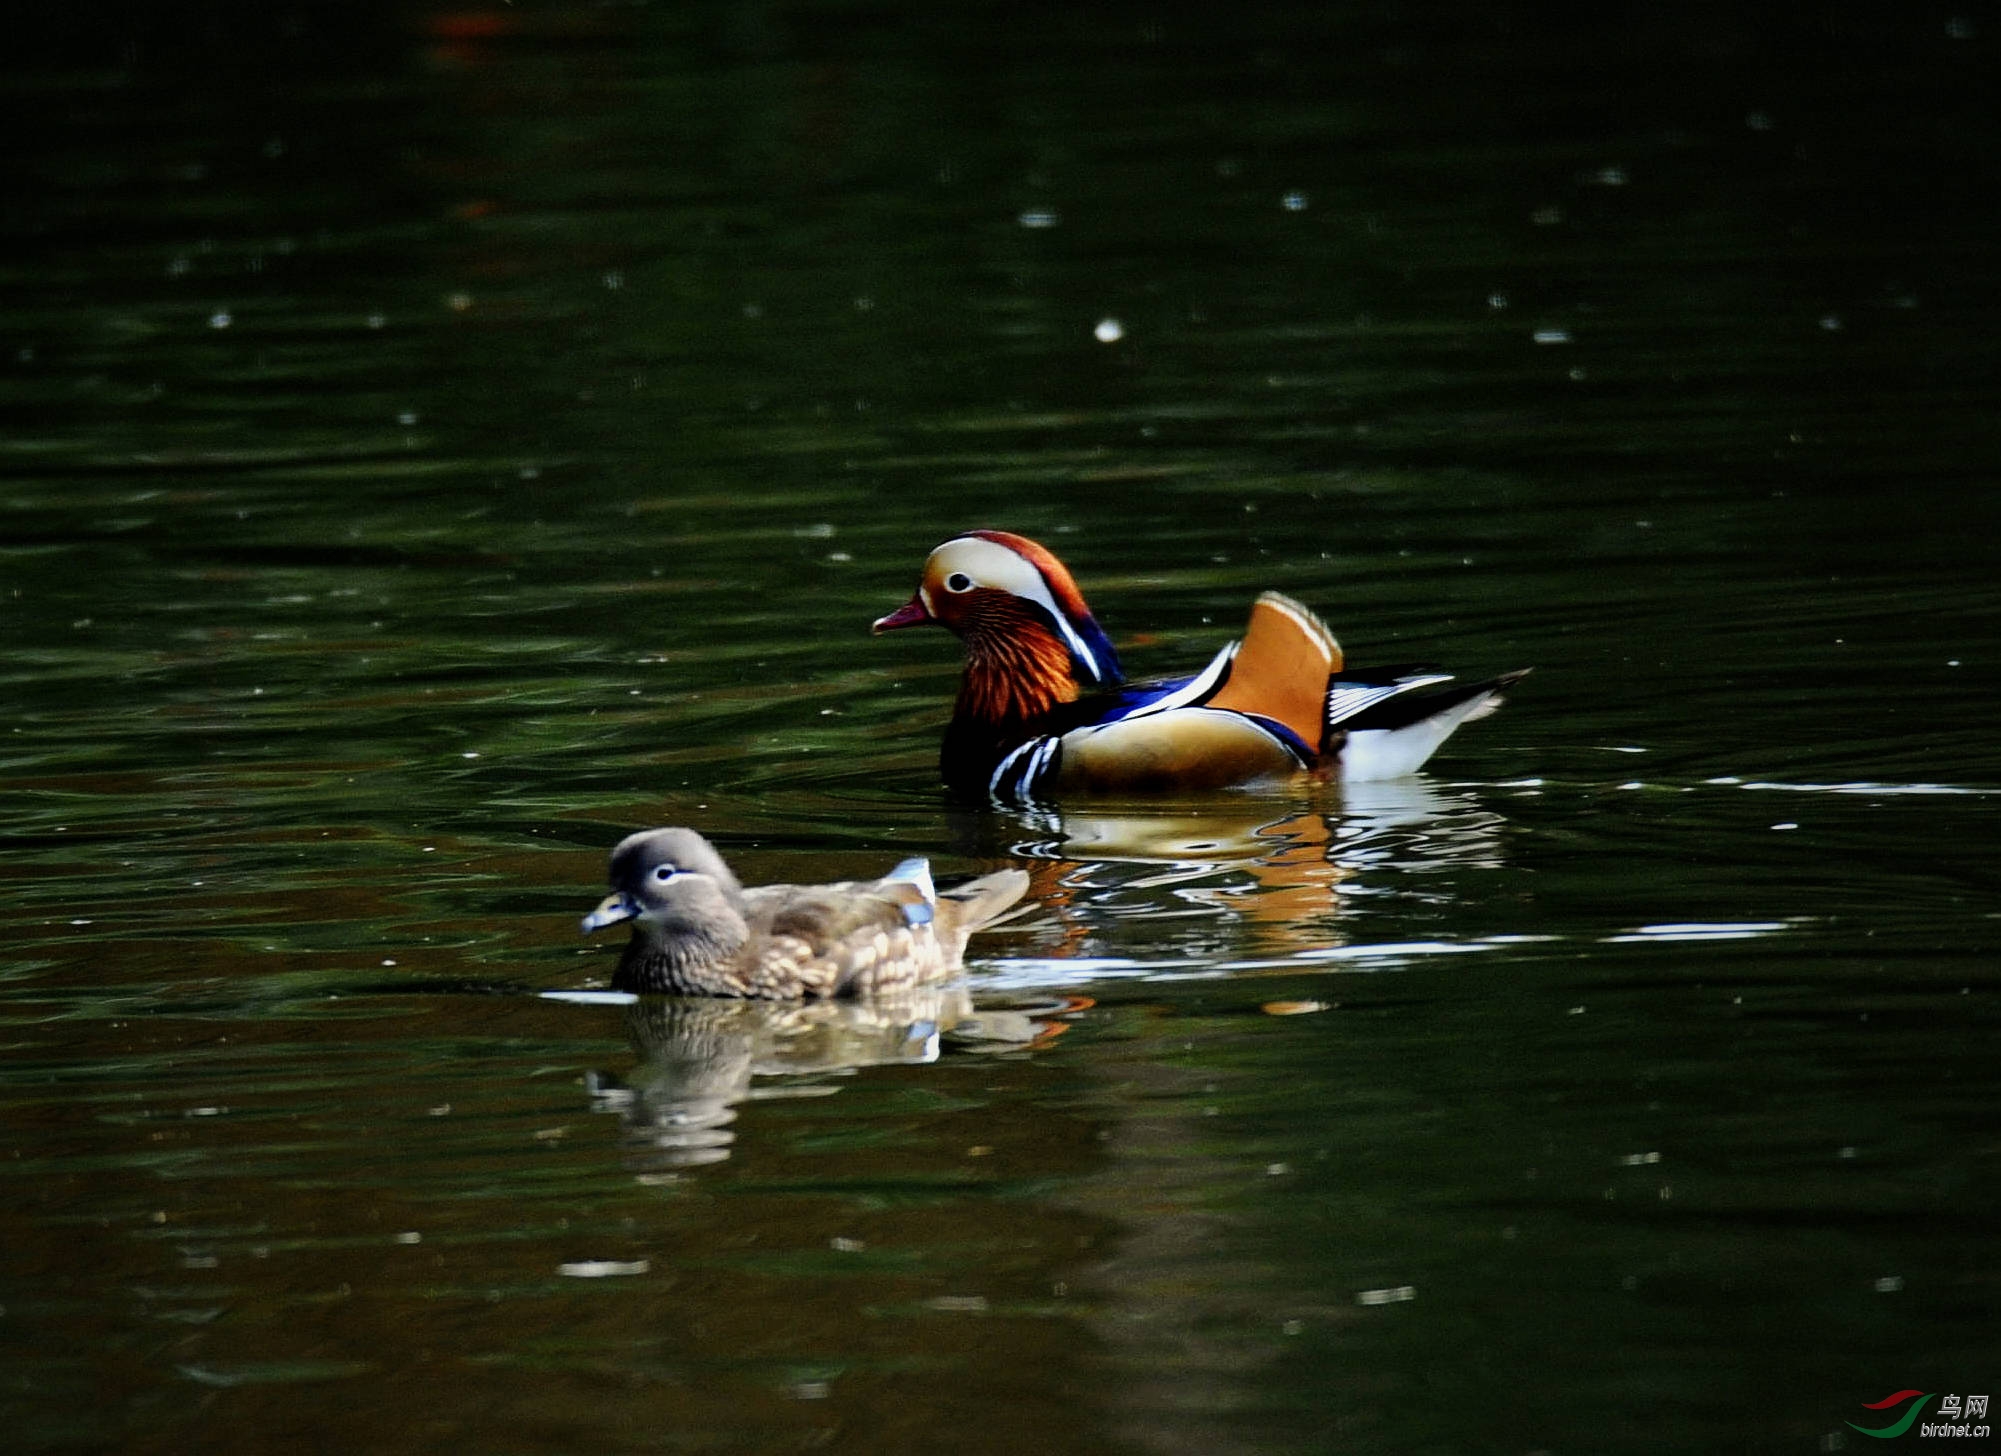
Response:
[580,828,1029,998]
[871,530,1528,802]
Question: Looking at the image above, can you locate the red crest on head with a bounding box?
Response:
[961,530,1095,624]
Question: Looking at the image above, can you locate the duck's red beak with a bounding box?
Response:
[871,595,933,633]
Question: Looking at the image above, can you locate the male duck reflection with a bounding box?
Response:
[581,828,1028,998]
[873,530,1528,802]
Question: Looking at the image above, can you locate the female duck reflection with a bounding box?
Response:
[583,990,1072,1172]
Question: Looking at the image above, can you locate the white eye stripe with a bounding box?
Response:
[931,538,1060,610]
[929,537,1107,683]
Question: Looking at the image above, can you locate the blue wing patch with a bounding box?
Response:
[883,856,937,926]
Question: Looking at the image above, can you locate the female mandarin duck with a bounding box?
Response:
[581,828,1029,998]
[872,530,1528,802]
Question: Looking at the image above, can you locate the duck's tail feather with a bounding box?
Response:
[1336,668,1531,780]
[937,868,1031,935]
[1457,680,1519,725]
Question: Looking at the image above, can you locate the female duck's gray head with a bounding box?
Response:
[581,828,746,937]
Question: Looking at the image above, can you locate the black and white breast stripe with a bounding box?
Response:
[988,735,1062,802]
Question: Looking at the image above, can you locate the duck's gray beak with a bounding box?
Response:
[580,892,639,935]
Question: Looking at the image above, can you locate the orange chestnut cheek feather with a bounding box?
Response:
[953,589,1081,721]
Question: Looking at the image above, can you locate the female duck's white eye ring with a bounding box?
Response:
[944,572,974,593]
[652,864,680,882]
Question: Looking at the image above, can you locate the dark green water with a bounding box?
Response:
[4,4,1998,1452]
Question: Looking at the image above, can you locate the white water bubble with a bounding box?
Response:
[1356,1286,1415,1306]
[558,1260,649,1279]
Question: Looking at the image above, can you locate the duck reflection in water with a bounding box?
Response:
[579,785,1510,1168]
[585,989,1077,1172]
[968,778,1513,965]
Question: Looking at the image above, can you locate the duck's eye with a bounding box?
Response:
[652,864,679,882]
[944,572,974,593]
